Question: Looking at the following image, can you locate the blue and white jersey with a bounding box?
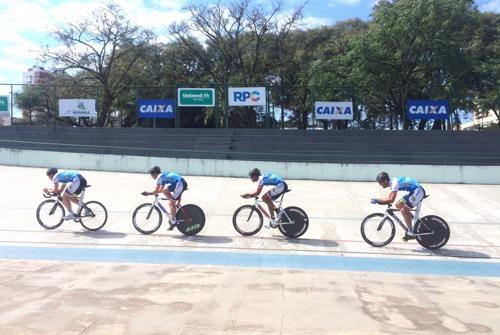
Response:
[258,173,284,186]
[52,170,81,184]
[390,176,420,193]
[156,171,182,186]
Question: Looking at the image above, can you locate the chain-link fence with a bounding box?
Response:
[0,83,458,129]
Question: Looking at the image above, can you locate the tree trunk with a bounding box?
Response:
[300,111,308,129]
[432,119,444,130]
[98,90,113,127]
[418,119,427,130]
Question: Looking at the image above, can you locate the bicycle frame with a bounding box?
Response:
[149,195,187,222]
[47,188,87,216]
[382,201,433,237]
[248,192,295,225]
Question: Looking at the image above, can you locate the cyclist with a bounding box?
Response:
[43,168,87,221]
[371,171,426,241]
[242,168,288,228]
[142,166,188,230]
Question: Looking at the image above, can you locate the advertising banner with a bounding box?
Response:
[0,96,9,116]
[406,100,449,120]
[177,88,215,107]
[228,87,266,106]
[137,99,175,119]
[58,99,96,117]
[315,101,354,120]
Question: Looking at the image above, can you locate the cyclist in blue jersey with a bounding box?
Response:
[142,166,188,230]
[242,168,288,228]
[371,171,426,241]
[43,168,87,221]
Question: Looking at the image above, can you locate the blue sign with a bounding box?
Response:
[406,100,449,120]
[137,99,175,119]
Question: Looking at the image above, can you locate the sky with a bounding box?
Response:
[0,0,499,87]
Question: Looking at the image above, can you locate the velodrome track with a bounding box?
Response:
[1,165,500,334]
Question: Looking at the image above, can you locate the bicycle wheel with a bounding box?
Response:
[78,201,108,231]
[176,204,205,236]
[278,206,309,238]
[36,200,65,229]
[232,205,263,236]
[415,215,450,249]
[360,213,395,247]
[132,203,162,234]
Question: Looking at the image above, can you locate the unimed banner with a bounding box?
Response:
[137,99,175,119]
[315,101,354,120]
[59,99,96,117]
[406,100,449,120]
[0,96,9,116]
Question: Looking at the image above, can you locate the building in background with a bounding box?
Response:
[461,110,499,130]
[22,66,51,85]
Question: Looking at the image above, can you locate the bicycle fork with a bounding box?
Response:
[49,198,62,215]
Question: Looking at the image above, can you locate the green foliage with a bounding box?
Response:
[14,0,500,129]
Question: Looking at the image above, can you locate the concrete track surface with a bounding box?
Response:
[1,165,499,334]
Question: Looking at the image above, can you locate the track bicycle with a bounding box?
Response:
[36,185,108,231]
[232,189,309,238]
[132,194,205,236]
[360,195,450,249]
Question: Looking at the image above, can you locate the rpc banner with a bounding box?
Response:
[228,87,266,106]
[137,99,175,119]
[58,99,96,117]
[406,100,449,120]
[315,101,354,120]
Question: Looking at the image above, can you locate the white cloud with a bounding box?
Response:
[301,16,332,28]
[328,0,362,6]
[480,0,500,12]
[0,0,193,83]
[152,0,187,10]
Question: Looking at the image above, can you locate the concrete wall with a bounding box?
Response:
[2,147,500,184]
[2,126,500,165]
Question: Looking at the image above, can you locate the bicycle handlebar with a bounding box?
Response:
[43,192,59,198]
[241,195,257,199]
[141,192,158,197]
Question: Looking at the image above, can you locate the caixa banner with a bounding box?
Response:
[406,100,449,120]
[137,99,175,119]
[315,101,353,120]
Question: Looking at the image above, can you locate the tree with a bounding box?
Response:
[41,2,155,127]
[351,0,478,130]
[169,0,304,127]
[309,20,369,129]
[469,12,500,127]
[14,73,98,127]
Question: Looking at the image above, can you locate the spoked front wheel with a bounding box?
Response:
[176,204,205,236]
[36,200,65,229]
[232,205,263,236]
[360,213,396,247]
[277,206,309,238]
[415,215,450,249]
[78,201,108,231]
[132,203,162,234]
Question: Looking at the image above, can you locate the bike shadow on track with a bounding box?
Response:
[413,248,492,259]
[276,237,339,248]
[72,230,128,239]
[169,234,234,244]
